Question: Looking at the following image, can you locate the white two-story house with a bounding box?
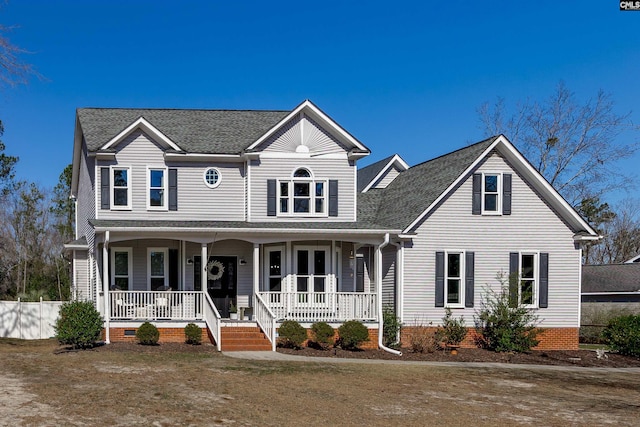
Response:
[67,100,598,351]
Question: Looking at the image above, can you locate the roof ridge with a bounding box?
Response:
[407,135,499,170]
[77,107,291,113]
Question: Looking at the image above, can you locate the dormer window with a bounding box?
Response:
[278,168,327,216]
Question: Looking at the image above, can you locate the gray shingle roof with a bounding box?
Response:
[89,219,397,231]
[357,155,395,192]
[582,264,640,293]
[77,108,290,154]
[358,136,498,231]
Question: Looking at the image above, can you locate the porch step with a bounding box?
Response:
[220,326,272,351]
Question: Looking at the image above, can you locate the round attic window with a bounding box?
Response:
[203,168,221,188]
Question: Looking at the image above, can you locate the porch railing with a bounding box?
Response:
[254,293,277,351]
[258,292,378,323]
[109,291,204,321]
[203,292,221,351]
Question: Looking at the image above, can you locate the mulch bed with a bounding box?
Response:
[277,346,640,368]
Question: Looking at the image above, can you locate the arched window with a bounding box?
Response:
[293,168,311,178]
[278,167,326,216]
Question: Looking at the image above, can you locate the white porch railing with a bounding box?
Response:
[109,291,204,321]
[258,292,378,323]
[254,293,277,351]
[203,293,221,351]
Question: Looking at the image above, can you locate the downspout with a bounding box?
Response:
[377,233,402,356]
[103,231,110,344]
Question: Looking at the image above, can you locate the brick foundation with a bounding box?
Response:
[400,326,579,351]
[106,326,212,344]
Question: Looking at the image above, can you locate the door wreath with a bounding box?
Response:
[206,259,225,281]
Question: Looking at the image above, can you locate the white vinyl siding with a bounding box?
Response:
[381,246,396,309]
[97,131,245,220]
[74,250,90,300]
[371,165,401,190]
[250,157,355,221]
[402,152,581,328]
[76,147,95,246]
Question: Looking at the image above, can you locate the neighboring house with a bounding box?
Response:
[66,100,598,351]
[582,263,640,302]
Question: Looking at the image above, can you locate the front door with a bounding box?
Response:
[194,256,237,317]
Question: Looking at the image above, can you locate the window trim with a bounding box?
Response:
[481,172,502,215]
[518,251,539,308]
[444,251,465,308]
[203,167,222,189]
[294,245,331,301]
[110,247,132,290]
[110,165,132,210]
[147,166,168,210]
[147,248,169,291]
[277,167,328,217]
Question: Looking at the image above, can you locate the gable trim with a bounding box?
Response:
[361,154,409,193]
[100,117,183,152]
[402,135,599,236]
[245,100,370,154]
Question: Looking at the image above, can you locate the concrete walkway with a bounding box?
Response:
[222,350,640,373]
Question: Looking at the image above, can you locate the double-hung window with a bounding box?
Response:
[509,251,548,308]
[482,173,501,213]
[278,168,327,216]
[147,167,167,210]
[111,166,131,209]
[519,252,537,306]
[445,252,464,307]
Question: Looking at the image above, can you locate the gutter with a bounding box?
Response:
[377,233,402,356]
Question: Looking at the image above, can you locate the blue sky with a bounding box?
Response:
[1,1,639,203]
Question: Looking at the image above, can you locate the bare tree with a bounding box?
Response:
[0,23,37,88]
[587,199,640,264]
[478,82,637,206]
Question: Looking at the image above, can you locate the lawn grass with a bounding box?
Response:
[1,339,639,426]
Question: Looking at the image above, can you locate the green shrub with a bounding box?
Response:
[602,315,640,358]
[337,320,369,350]
[277,320,307,349]
[184,323,202,345]
[580,305,635,344]
[474,273,540,353]
[54,300,103,349]
[136,322,160,345]
[310,322,335,349]
[382,307,401,348]
[435,308,467,347]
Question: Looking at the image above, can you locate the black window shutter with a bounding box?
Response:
[472,173,481,215]
[503,173,512,215]
[267,179,276,216]
[101,167,110,209]
[539,253,549,308]
[168,168,178,211]
[435,251,445,307]
[465,252,475,307]
[329,180,338,217]
[168,249,179,290]
[509,252,519,308]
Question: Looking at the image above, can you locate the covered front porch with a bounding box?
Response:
[92,223,401,350]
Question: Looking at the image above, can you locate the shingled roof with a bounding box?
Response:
[357,155,395,192]
[77,108,290,154]
[582,264,640,293]
[358,136,498,231]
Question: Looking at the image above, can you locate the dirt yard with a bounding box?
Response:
[1,339,639,426]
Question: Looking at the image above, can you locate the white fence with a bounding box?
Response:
[0,299,64,339]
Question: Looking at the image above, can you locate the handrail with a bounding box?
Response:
[254,293,277,351]
[203,292,222,352]
[258,291,378,322]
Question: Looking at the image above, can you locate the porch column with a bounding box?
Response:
[253,243,259,295]
[201,244,208,291]
[102,231,110,344]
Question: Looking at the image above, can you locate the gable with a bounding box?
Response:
[246,100,370,159]
[257,113,350,156]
